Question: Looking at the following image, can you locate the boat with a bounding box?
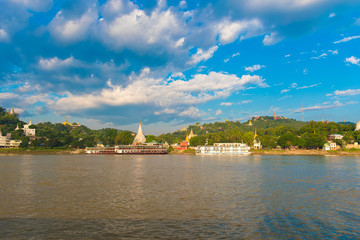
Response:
[85,144,167,155]
[195,143,251,155]
[85,147,116,154]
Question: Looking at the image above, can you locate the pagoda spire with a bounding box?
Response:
[132,121,146,145]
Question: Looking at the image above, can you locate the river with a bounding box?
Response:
[0,154,359,239]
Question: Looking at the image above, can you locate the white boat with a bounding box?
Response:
[195,143,251,155]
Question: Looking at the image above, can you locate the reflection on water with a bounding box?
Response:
[0,155,360,239]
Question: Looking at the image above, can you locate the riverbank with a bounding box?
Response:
[1,148,360,156]
[251,149,360,156]
[0,148,84,155]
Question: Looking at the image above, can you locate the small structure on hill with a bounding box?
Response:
[6,107,20,117]
[18,120,36,138]
[327,134,343,141]
[248,120,253,126]
[253,130,262,149]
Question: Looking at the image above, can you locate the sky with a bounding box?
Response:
[0,0,360,134]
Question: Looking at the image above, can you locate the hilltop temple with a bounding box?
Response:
[63,117,71,126]
[133,121,146,145]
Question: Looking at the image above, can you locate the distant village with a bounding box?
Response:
[1,107,360,153]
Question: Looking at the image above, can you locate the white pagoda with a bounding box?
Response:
[132,121,146,145]
[356,121,360,131]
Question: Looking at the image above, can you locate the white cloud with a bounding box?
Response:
[345,56,360,66]
[217,18,263,44]
[334,89,360,96]
[103,8,183,50]
[11,0,52,12]
[50,69,266,115]
[295,101,357,112]
[329,13,335,18]
[296,83,319,89]
[311,53,327,59]
[215,109,222,115]
[48,9,97,42]
[241,100,252,104]
[220,102,233,106]
[154,108,177,115]
[245,64,265,72]
[281,89,290,94]
[263,32,283,45]
[334,35,360,44]
[328,49,338,55]
[175,37,185,48]
[0,29,9,42]
[179,106,202,118]
[187,46,218,65]
[285,54,291,58]
[0,93,19,99]
[170,72,185,79]
[38,56,76,70]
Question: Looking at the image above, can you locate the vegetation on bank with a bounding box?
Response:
[1,106,359,151]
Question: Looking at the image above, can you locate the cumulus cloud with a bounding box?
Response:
[48,8,98,43]
[38,56,76,70]
[263,32,283,45]
[334,89,360,96]
[50,69,266,122]
[217,18,263,44]
[245,64,265,72]
[281,89,290,94]
[345,56,360,66]
[334,35,360,44]
[215,109,222,115]
[187,46,218,65]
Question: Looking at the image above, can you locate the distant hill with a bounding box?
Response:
[156,115,307,144]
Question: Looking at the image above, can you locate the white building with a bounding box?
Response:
[0,131,22,148]
[20,120,36,137]
[196,143,251,155]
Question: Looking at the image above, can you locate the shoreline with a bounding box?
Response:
[1,149,360,156]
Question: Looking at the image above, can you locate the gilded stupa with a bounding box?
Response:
[63,117,71,126]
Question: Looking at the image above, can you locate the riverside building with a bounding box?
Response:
[196,143,251,155]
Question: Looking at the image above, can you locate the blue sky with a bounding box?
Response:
[1,0,360,134]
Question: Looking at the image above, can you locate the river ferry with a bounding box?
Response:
[85,144,167,155]
[196,143,251,155]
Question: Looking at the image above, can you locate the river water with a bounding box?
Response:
[0,154,359,239]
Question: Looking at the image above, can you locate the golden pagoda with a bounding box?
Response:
[63,117,71,126]
[273,112,277,120]
[254,129,258,139]
[185,134,189,142]
[225,118,229,122]
[248,120,253,126]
